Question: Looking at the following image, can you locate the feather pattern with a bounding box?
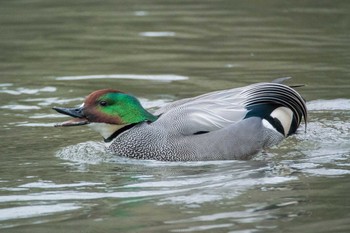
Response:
[154,82,307,136]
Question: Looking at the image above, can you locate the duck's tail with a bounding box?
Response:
[242,82,307,137]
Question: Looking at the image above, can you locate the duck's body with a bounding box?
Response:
[106,117,283,161]
[53,79,307,161]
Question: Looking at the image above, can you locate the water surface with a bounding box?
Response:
[0,1,349,232]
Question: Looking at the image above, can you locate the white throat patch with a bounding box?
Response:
[88,123,127,139]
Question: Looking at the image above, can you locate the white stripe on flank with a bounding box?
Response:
[262,119,278,133]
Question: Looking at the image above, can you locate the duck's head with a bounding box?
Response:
[53,89,157,140]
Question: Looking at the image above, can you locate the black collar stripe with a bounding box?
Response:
[104,123,138,143]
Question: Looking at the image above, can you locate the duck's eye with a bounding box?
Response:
[99,101,108,106]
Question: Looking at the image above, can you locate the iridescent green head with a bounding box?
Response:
[53,89,157,139]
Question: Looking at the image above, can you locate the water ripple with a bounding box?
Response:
[0,87,56,95]
[307,99,350,111]
[0,204,81,221]
[139,32,176,37]
[55,74,188,82]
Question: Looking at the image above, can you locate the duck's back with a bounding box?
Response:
[154,82,306,137]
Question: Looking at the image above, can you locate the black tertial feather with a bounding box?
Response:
[242,83,307,135]
[245,103,286,135]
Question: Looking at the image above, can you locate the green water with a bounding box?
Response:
[1,0,349,232]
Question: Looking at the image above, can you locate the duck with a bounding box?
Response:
[53,78,307,161]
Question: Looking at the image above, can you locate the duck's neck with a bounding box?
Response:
[139,109,158,123]
[88,123,127,140]
[111,94,158,124]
